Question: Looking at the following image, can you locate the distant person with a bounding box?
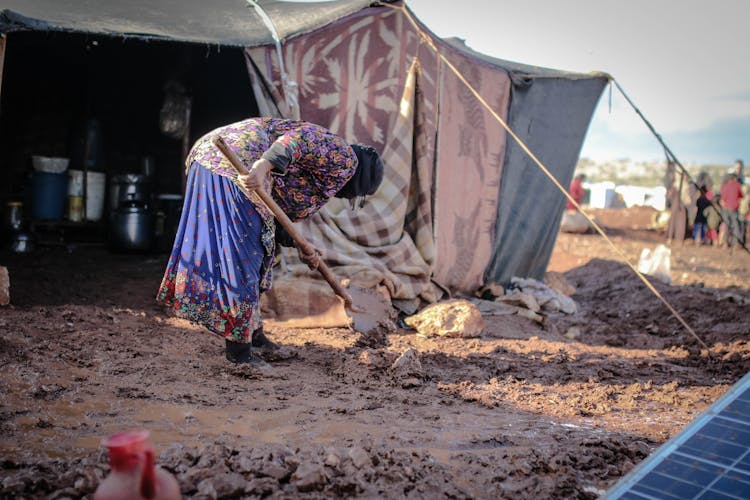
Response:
[740,182,750,244]
[720,172,744,249]
[689,171,710,223]
[692,186,711,245]
[566,174,586,210]
[704,199,722,246]
[666,184,687,245]
[734,159,745,185]
[703,177,720,245]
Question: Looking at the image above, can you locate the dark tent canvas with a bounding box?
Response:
[0,0,608,303]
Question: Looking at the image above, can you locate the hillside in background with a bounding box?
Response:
[575,158,734,187]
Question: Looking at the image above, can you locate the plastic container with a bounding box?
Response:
[68,169,107,221]
[94,430,180,500]
[32,156,70,174]
[32,172,68,220]
[68,195,84,222]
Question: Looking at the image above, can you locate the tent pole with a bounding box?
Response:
[180,98,192,195]
[0,34,6,107]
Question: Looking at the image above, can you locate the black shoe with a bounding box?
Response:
[251,327,281,354]
[225,339,270,367]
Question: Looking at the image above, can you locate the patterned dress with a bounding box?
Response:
[156,118,358,342]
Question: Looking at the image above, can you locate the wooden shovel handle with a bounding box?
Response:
[212,136,354,309]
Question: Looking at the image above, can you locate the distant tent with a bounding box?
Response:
[0,0,608,304]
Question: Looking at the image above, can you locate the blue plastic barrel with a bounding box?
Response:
[32,172,68,220]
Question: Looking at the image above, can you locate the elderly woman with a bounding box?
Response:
[157,118,383,366]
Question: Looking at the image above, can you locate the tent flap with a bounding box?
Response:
[485,77,608,286]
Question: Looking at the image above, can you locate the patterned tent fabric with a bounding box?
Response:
[246,2,606,302]
[248,6,444,302]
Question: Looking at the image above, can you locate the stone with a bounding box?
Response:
[401,377,423,388]
[564,327,581,339]
[245,477,277,496]
[517,308,545,324]
[0,266,9,306]
[390,348,422,378]
[358,349,393,369]
[404,299,484,338]
[200,473,247,498]
[497,292,540,312]
[348,446,371,469]
[291,463,328,492]
[560,210,592,233]
[258,461,290,481]
[324,451,341,468]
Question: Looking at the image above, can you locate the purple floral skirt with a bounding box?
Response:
[156,163,265,343]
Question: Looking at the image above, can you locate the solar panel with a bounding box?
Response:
[605,371,750,499]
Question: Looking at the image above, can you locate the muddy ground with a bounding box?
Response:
[1,206,749,499]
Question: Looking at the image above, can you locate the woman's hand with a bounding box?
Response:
[238,158,273,192]
[298,246,322,271]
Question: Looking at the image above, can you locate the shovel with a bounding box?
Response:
[213,136,392,335]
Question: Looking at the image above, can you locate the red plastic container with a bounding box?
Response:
[94,430,181,500]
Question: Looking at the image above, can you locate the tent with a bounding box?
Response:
[0,0,608,305]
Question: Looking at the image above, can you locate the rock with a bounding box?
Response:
[556,294,578,314]
[564,327,581,339]
[0,266,9,306]
[291,463,328,492]
[198,473,247,498]
[517,308,545,324]
[404,299,484,338]
[348,446,371,469]
[497,292,540,312]
[245,477,278,496]
[560,210,594,233]
[401,377,423,388]
[234,455,255,473]
[324,452,341,468]
[258,461,290,481]
[391,348,422,378]
[182,467,222,492]
[358,349,392,369]
[544,271,576,296]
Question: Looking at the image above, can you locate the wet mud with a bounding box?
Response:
[1,208,749,498]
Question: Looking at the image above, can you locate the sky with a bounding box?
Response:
[402,0,750,165]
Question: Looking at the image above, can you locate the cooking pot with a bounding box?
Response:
[10,231,34,253]
[110,202,154,251]
[109,174,152,212]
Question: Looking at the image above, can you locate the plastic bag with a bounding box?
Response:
[637,244,671,284]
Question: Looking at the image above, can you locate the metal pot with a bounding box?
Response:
[110,202,154,251]
[109,174,152,212]
[10,231,35,253]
